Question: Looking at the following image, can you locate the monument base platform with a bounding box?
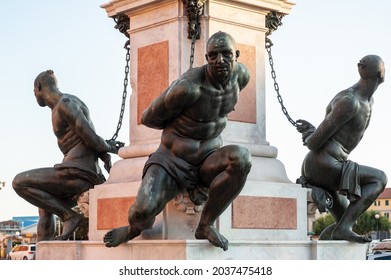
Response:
[36,240,366,260]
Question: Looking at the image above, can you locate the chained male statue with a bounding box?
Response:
[103,31,251,251]
[13,70,123,241]
[297,55,387,243]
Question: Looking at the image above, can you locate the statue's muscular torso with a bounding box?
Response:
[302,87,373,188]
[314,88,372,161]
[144,65,245,166]
[51,94,100,172]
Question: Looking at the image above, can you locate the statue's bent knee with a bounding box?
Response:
[231,146,252,175]
[12,173,26,191]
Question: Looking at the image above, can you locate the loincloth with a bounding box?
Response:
[143,151,214,206]
[297,159,361,212]
[339,160,361,202]
[54,164,106,190]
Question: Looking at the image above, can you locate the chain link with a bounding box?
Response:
[110,40,130,141]
[265,37,297,127]
[189,34,197,69]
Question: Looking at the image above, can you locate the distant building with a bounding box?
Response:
[0,216,38,257]
[0,220,20,236]
[11,216,39,230]
[369,188,391,222]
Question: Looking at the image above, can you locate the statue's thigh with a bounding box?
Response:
[136,164,180,207]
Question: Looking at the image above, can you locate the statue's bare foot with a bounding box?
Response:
[103,226,141,247]
[332,227,372,243]
[195,225,229,251]
[55,214,83,240]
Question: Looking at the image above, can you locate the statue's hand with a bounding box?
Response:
[99,153,112,173]
[296,119,315,133]
[106,139,125,154]
[296,119,315,146]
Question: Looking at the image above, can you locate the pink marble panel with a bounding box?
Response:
[97,197,135,230]
[232,196,297,229]
[137,41,169,124]
[228,44,256,123]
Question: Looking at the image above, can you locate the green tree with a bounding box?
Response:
[313,214,334,235]
[313,210,390,236]
[354,210,390,236]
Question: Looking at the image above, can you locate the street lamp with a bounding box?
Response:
[375,213,380,240]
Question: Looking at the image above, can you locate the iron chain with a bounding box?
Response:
[265,37,297,127]
[189,34,197,69]
[110,39,130,141]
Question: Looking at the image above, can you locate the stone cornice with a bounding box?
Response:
[101,0,295,17]
[101,0,177,17]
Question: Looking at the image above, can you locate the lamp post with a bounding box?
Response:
[375,213,380,240]
[14,231,20,247]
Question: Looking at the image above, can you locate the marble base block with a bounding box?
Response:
[36,240,367,260]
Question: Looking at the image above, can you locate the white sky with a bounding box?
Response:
[0,0,390,222]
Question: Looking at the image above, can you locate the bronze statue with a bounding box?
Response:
[12,70,122,241]
[103,31,252,251]
[296,55,387,243]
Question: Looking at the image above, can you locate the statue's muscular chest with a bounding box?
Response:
[351,102,372,132]
[187,84,239,121]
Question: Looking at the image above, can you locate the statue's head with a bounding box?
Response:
[358,55,385,84]
[34,70,58,107]
[205,31,240,82]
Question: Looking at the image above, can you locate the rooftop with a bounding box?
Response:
[378,188,391,199]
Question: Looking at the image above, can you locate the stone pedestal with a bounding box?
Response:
[36,240,367,260]
[87,0,308,246]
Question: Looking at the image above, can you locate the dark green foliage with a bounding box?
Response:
[313,214,335,235]
[353,210,390,235]
[313,210,390,236]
